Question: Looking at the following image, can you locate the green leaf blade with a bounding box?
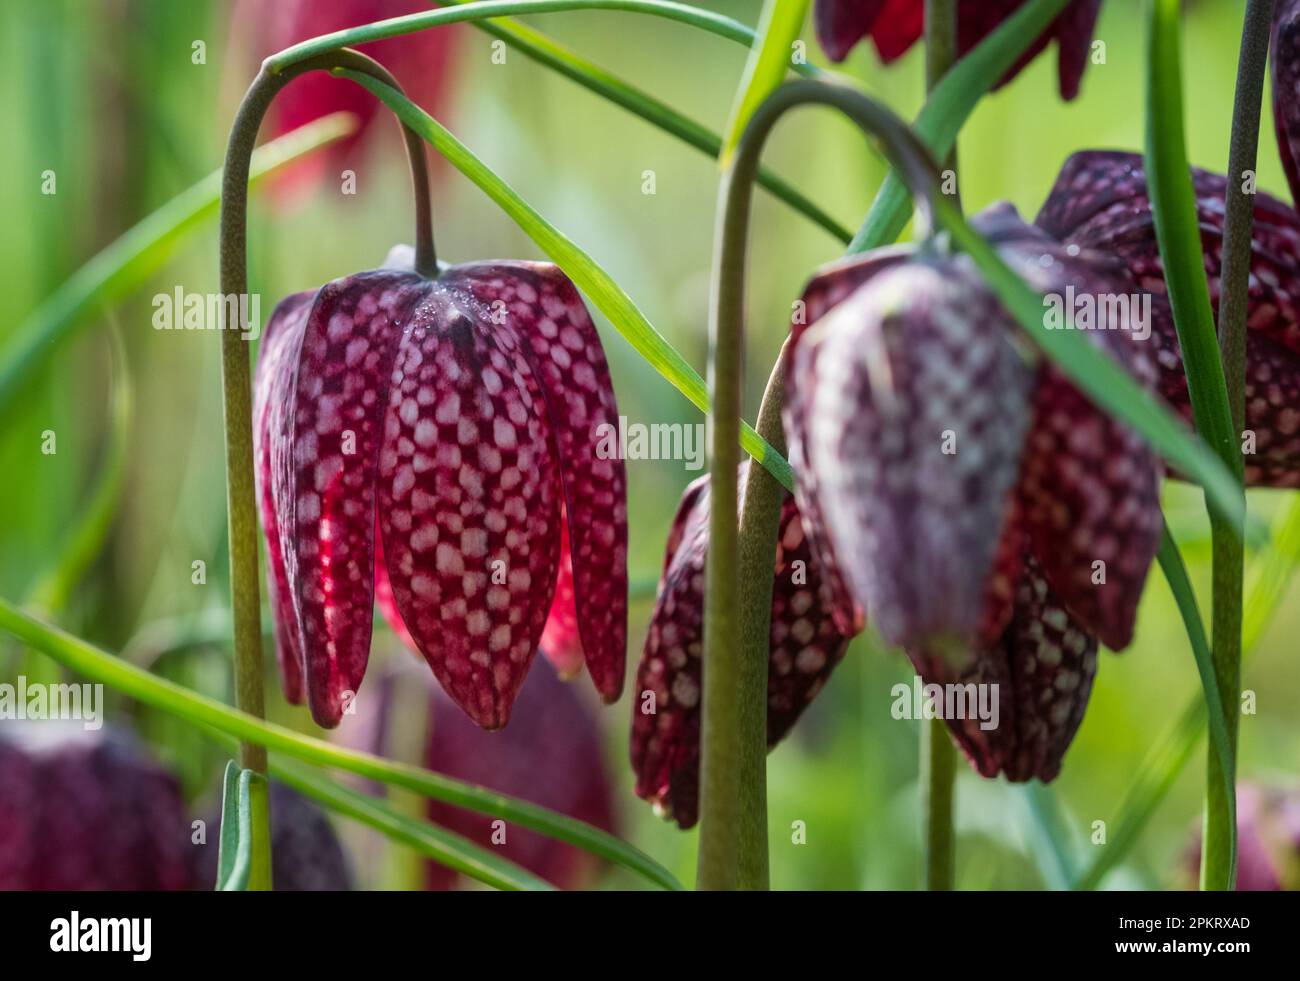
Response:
[270,759,554,891]
[215,763,263,891]
[0,598,682,891]
[719,0,810,169]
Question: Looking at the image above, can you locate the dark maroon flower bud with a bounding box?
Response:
[630,467,858,828]
[229,0,461,199]
[0,724,193,891]
[255,253,628,729]
[424,660,615,890]
[925,551,1098,781]
[784,204,1162,780]
[1272,0,1300,211]
[1185,784,1300,890]
[1036,150,1300,488]
[199,782,353,891]
[813,0,1101,100]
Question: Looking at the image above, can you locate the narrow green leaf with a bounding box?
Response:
[264,0,852,239]
[0,597,682,891]
[430,1,852,241]
[269,758,553,891]
[1144,0,1242,492]
[934,197,1245,529]
[1015,783,1079,891]
[269,0,794,70]
[0,113,357,419]
[719,0,810,169]
[850,0,1072,252]
[1075,495,1300,890]
[344,70,793,491]
[1146,0,1242,892]
[214,761,243,890]
[1156,523,1236,819]
[216,764,262,891]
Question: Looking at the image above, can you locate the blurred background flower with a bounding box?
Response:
[0,724,193,890]
[814,0,1102,99]
[226,0,461,204]
[1184,783,1300,890]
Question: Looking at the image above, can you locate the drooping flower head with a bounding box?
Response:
[1036,150,1300,488]
[0,724,194,890]
[813,0,1102,99]
[783,203,1163,780]
[630,466,858,827]
[254,250,628,729]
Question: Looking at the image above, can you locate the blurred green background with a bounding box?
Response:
[2,0,1298,890]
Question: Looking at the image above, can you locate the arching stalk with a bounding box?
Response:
[698,78,941,890]
[219,48,437,889]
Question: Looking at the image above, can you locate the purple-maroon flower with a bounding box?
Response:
[424,659,616,890]
[0,724,194,891]
[813,0,1102,99]
[783,204,1162,780]
[1185,784,1300,890]
[630,466,858,827]
[1272,0,1300,212]
[254,251,628,729]
[1036,150,1300,488]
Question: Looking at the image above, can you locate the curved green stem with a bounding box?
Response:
[1145,0,1250,892]
[0,596,681,891]
[267,0,807,72]
[698,78,942,891]
[919,0,959,894]
[263,0,856,242]
[220,49,437,889]
[1203,0,1274,891]
[920,716,956,889]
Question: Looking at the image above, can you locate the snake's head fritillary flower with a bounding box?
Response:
[424,660,616,890]
[1186,784,1300,890]
[630,466,858,828]
[813,0,1101,99]
[254,252,627,729]
[230,0,460,198]
[784,204,1162,780]
[1272,0,1300,211]
[0,724,193,890]
[1036,150,1300,488]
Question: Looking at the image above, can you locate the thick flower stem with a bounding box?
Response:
[921,0,959,893]
[220,49,437,889]
[920,716,956,888]
[1203,0,1273,891]
[698,80,940,890]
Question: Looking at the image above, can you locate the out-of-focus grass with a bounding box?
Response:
[3,0,1298,890]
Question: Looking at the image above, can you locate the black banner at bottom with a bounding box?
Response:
[0,888,1288,966]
